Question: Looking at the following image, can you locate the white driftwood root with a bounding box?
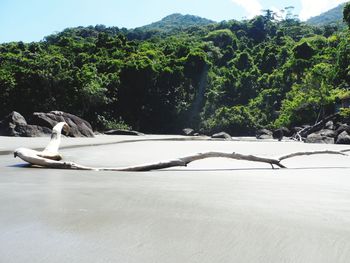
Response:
[14,122,350,171]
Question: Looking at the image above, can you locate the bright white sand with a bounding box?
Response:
[1,136,350,262]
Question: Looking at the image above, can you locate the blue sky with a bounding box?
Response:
[0,0,347,43]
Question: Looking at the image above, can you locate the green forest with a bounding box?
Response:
[2,5,350,135]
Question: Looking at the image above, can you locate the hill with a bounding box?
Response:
[306,2,347,26]
[1,14,350,135]
[135,13,215,32]
[127,13,216,39]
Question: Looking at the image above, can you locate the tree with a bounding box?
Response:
[343,2,350,27]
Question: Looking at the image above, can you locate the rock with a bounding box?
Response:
[272,127,291,141]
[336,123,350,136]
[325,121,334,130]
[182,128,195,136]
[0,111,28,136]
[314,129,337,138]
[14,124,51,137]
[305,133,334,144]
[104,129,144,136]
[211,132,232,140]
[256,129,272,139]
[0,111,52,137]
[32,111,94,137]
[336,131,350,145]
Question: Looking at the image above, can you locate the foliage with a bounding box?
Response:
[1,10,350,134]
[344,2,350,28]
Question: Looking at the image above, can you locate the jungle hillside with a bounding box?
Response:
[2,4,350,135]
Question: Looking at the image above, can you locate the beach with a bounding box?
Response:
[1,135,350,262]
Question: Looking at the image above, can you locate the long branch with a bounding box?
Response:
[13,123,350,172]
[278,150,348,161]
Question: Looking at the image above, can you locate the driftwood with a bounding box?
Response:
[14,122,350,172]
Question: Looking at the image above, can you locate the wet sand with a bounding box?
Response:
[1,136,350,262]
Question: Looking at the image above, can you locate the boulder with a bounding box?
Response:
[0,111,51,137]
[336,123,350,136]
[182,128,195,136]
[0,111,28,136]
[314,129,337,138]
[272,127,291,141]
[305,133,334,144]
[211,132,232,140]
[14,124,51,137]
[32,111,94,137]
[256,129,272,139]
[325,121,334,130]
[336,131,350,145]
[104,129,144,136]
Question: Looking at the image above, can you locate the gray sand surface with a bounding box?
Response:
[1,135,350,262]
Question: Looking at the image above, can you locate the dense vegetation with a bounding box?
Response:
[1,6,350,135]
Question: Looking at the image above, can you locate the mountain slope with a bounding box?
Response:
[136,13,215,32]
[306,2,347,26]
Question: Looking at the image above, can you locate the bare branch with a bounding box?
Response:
[279,150,348,161]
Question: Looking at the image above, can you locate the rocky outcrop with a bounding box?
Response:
[269,112,350,145]
[0,111,27,136]
[0,111,51,137]
[314,129,337,138]
[31,111,94,137]
[14,124,52,137]
[336,131,350,144]
[305,133,335,144]
[336,123,350,135]
[0,111,94,137]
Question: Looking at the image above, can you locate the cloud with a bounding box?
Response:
[231,0,262,19]
[299,0,348,21]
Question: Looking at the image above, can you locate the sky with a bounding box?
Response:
[0,0,348,43]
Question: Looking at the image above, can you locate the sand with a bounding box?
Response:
[1,135,350,262]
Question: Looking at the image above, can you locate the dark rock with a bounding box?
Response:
[256,129,272,139]
[182,128,195,136]
[315,129,337,138]
[336,131,350,145]
[211,132,232,140]
[32,111,94,137]
[14,124,51,137]
[305,133,334,144]
[336,123,350,136]
[272,127,291,141]
[0,111,52,137]
[0,111,28,136]
[104,129,144,136]
[325,121,334,130]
